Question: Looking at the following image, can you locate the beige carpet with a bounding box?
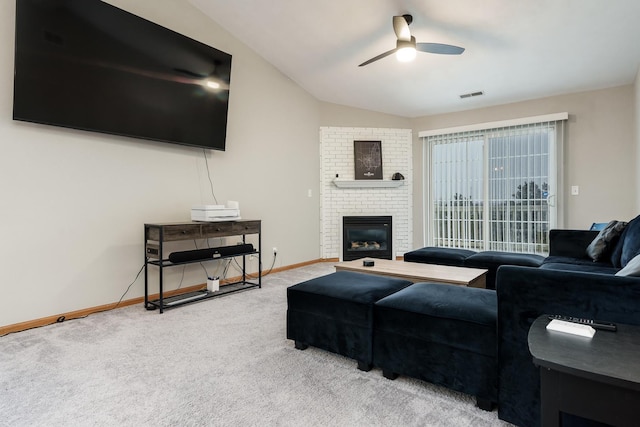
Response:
[0,262,512,426]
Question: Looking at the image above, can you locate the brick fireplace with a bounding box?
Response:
[320,127,412,260]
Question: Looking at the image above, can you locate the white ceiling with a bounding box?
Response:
[189,0,640,118]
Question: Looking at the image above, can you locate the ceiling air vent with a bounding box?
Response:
[459,91,484,99]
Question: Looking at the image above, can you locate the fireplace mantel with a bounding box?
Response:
[333,179,404,188]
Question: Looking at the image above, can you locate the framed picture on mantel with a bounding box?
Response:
[354,140,382,180]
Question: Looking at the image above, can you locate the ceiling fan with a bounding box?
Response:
[359,14,465,67]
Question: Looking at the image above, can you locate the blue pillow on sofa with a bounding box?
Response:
[610,214,640,268]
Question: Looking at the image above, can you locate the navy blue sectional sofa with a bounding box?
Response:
[404,214,640,427]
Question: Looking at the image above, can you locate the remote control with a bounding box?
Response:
[546,319,595,338]
[547,314,617,331]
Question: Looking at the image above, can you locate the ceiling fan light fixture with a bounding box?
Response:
[396,37,417,62]
[396,46,416,62]
[359,15,464,67]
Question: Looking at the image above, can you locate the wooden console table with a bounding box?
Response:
[528,316,640,426]
[144,220,261,313]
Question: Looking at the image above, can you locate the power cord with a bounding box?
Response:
[193,239,229,288]
[202,148,218,205]
[174,264,187,291]
[111,261,146,309]
[1,260,147,337]
[230,252,277,279]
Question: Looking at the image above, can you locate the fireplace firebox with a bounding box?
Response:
[342,216,392,261]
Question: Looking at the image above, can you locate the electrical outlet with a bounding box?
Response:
[273,247,278,255]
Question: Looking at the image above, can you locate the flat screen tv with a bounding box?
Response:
[13,0,232,151]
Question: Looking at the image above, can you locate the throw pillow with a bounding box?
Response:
[586,220,628,262]
[616,254,640,276]
[618,214,640,267]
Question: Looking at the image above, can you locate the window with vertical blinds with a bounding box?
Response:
[421,113,566,255]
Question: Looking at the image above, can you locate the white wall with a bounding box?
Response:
[1,0,321,328]
[319,102,411,129]
[410,85,637,248]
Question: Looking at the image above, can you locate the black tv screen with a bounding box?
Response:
[13,0,232,151]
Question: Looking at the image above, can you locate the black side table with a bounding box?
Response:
[528,316,640,427]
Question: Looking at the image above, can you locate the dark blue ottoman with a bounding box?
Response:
[404,247,476,267]
[373,282,498,409]
[287,271,412,371]
[464,251,545,290]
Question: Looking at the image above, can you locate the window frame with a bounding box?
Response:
[420,113,567,254]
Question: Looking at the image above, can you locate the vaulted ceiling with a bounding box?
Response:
[189,0,640,117]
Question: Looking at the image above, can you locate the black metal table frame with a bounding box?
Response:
[144,220,261,313]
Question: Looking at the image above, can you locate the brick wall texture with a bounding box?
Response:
[320,127,413,259]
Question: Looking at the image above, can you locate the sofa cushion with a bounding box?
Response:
[539,262,619,275]
[621,216,640,267]
[465,251,545,268]
[464,251,545,290]
[542,256,611,268]
[548,229,599,258]
[586,220,627,262]
[610,214,640,268]
[404,247,476,267]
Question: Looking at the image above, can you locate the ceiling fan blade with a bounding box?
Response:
[392,15,412,41]
[358,48,397,67]
[416,43,465,55]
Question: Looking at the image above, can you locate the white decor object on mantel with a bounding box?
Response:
[333,179,404,188]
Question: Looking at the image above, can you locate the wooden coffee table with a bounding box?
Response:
[335,258,487,288]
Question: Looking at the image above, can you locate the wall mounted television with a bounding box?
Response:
[13,0,232,151]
